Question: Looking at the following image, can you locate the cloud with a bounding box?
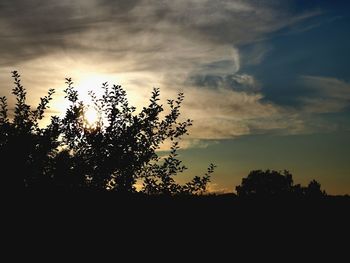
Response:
[0,0,328,145]
[300,76,350,113]
[181,75,350,140]
[158,138,219,151]
[188,73,259,92]
[0,0,320,65]
[183,86,305,139]
[240,43,273,66]
[206,182,230,194]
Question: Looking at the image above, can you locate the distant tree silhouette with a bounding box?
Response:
[236,170,294,198]
[236,170,326,199]
[305,180,326,199]
[1,71,214,194]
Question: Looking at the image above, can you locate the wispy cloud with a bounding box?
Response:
[240,43,273,66]
[0,0,330,145]
[300,76,350,113]
[0,0,321,66]
[206,182,230,194]
[183,86,305,139]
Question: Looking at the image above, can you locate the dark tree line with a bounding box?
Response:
[1,71,214,194]
[236,170,326,199]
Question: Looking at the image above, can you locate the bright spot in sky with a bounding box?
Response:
[78,73,120,100]
[85,107,99,126]
[78,74,110,91]
[76,73,120,126]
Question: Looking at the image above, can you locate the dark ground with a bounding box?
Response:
[20,192,349,260]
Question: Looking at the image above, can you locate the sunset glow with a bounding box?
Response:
[1,0,349,195]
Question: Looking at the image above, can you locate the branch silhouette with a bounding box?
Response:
[1,71,214,194]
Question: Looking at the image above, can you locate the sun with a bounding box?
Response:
[76,73,118,126]
[84,107,99,126]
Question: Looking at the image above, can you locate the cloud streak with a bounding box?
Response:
[300,76,350,114]
[0,0,334,146]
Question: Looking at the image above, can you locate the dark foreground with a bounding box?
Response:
[21,192,349,260]
[24,191,349,220]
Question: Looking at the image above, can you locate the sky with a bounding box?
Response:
[1,0,349,194]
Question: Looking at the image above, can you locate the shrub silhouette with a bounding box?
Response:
[1,71,214,194]
[236,170,326,199]
[60,77,215,193]
[0,71,60,189]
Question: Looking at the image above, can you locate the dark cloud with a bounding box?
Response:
[189,73,258,93]
[97,0,141,14]
[190,75,224,89]
[0,0,320,66]
[0,1,91,65]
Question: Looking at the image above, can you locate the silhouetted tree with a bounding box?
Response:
[141,141,215,195]
[305,180,326,199]
[59,78,214,193]
[236,170,326,199]
[1,71,214,194]
[0,71,60,189]
[236,170,294,198]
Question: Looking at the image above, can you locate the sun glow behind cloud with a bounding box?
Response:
[77,73,120,97]
[7,4,350,146]
[0,0,331,140]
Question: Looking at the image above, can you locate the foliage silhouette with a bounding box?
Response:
[0,72,337,200]
[236,170,326,199]
[60,77,214,193]
[1,71,214,194]
[0,71,60,189]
